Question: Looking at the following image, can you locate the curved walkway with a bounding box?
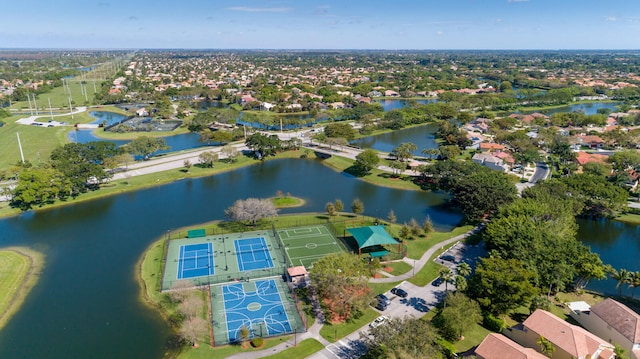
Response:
[225,223,483,359]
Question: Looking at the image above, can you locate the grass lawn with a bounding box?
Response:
[402,225,473,260]
[272,196,305,208]
[91,125,191,140]
[0,106,126,172]
[319,307,380,343]
[381,261,413,276]
[321,155,421,191]
[261,339,325,359]
[10,78,98,111]
[0,115,70,170]
[178,336,292,359]
[614,213,640,225]
[454,323,492,353]
[0,247,44,331]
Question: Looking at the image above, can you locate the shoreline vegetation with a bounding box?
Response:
[0,145,424,220]
[0,247,44,332]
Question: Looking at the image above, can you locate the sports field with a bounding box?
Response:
[277,225,346,268]
[210,278,305,345]
[162,229,287,291]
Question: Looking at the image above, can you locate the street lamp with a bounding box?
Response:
[413,260,416,277]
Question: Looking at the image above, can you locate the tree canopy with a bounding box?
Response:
[309,252,371,322]
[125,136,169,160]
[468,257,539,316]
[224,198,278,225]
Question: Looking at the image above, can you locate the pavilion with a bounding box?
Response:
[346,225,401,258]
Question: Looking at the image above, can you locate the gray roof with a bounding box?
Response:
[591,298,640,344]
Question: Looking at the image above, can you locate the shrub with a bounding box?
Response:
[250,337,264,348]
[482,312,504,332]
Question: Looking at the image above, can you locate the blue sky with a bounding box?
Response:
[2,0,639,49]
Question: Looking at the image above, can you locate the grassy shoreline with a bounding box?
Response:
[0,247,44,332]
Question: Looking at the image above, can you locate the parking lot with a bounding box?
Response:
[309,239,487,359]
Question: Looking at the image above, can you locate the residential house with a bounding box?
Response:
[384,90,400,97]
[577,135,605,149]
[472,153,509,172]
[575,151,609,166]
[567,299,640,359]
[475,333,548,359]
[504,309,616,359]
[479,142,506,153]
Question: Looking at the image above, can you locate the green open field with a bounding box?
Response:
[0,106,127,172]
[278,225,346,268]
[0,247,44,331]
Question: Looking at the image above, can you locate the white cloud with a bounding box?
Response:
[436,31,444,36]
[605,16,618,22]
[226,6,292,13]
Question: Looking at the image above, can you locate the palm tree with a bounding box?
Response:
[611,268,632,297]
[439,267,454,292]
[537,336,555,357]
[628,272,640,299]
[454,275,467,292]
[614,343,629,359]
[457,262,472,278]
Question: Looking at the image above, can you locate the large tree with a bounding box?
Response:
[11,167,72,210]
[125,136,169,160]
[468,257,539,316]
[245,133,281,159]
[449,165,517,220]
[484,196,607,291]
[433,292,482,341]
[224,198,278,225]
[324,122,356,140]
[362,317,443,359]
[353,149,380,176]
[50,141,120,194]
[309,252,371,322]
[391,142,417,162]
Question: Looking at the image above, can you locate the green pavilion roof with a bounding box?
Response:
[346,225,399,249]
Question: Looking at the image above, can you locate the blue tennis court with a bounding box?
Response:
[177,243,214,279]
[222,279,292,342]
[234,237,274,272]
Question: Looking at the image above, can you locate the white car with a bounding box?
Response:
[369,315,388,328]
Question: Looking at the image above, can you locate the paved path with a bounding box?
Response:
[15,106,88,126]
[111,143,248,180]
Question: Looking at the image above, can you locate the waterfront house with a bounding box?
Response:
[567,299,640,359]
[504,309,615,359]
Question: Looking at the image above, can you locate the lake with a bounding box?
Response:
[350,124,439,155]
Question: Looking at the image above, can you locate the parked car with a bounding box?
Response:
[440,254,456,263]
[374,300,387,311]
[431,277,444,287]
[376,293,391,305]
[369,315,389,328]
[391,287,408,298]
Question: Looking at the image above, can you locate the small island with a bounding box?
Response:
[271,191,305,208]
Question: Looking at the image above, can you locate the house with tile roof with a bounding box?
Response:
[504,309,615,359]
[475,333,548,359]
[568,298,640,359]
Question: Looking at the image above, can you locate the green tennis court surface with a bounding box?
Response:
[278,225,346,268]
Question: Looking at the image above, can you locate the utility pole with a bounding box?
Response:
[16,133,25,163]
[48,98,54,121]
[68,97,74,120]
[26,93,33,115]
